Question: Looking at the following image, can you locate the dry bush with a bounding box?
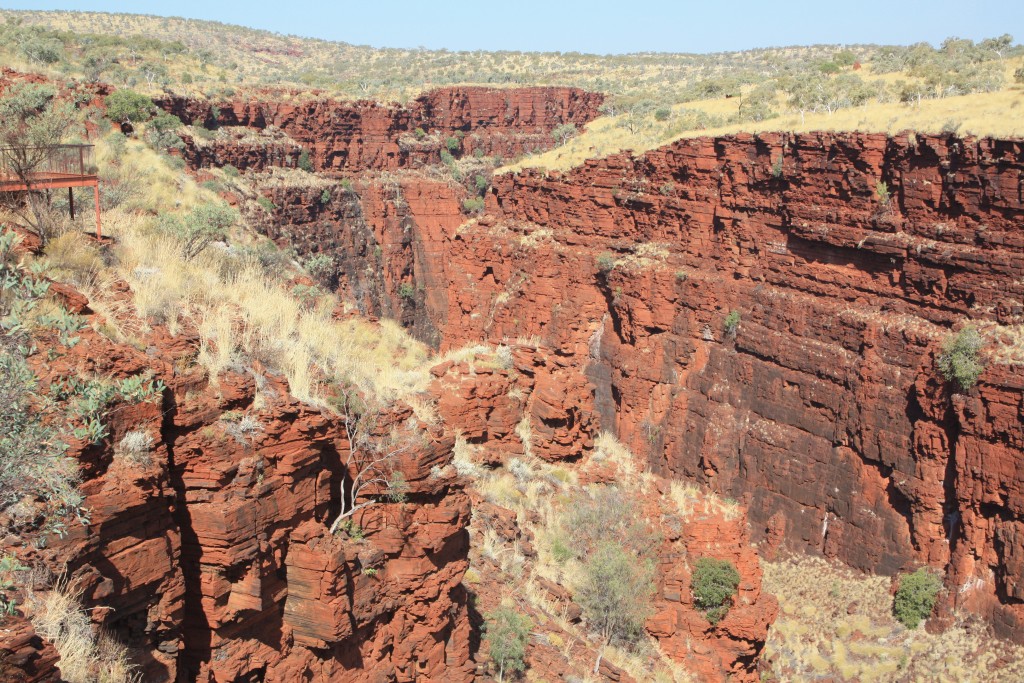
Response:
[27,581,141,683]
[114,430,153,467]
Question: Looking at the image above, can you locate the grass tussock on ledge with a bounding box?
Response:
[763,555,1024,682]
[112,210,429,405]
[81,137,431,407]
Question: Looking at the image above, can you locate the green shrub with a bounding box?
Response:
[462,197,485,214]
[723,310,741,337]
[157,203,238,261]
[256,196,276,212]
[298,149,314,172]
[104,89,154,122]
[654,107,672,121]
[439,149,456,167]
[223,164,240,178]
[304,253,335,287]
[596,252,616,273]
[414,127,427,140]
[474,174,489,193]
[893,568,941,629]
[691,557,740,624]
[937,326,985,391]
[485,606,531,682]
[577,541,655,648]
[398,282,416,300]
[320,189,331,205]
[875,180,891,204]
[145,112,183,150]
[445,136,461,152]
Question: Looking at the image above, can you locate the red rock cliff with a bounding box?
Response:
[157,86,604,174]
[428,131,1024,640]
[2,277,474,683]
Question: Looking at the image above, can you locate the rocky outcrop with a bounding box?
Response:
[158,86,604,174]
[427,131,1024,639]
[432,344,776,681]
[1,274,473,682]
[238,128,1024,645]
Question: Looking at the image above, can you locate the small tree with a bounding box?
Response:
[104,89,154,123]
[937,326,985,392]
[144,112,184,150]
[691,557,740,624]
[551,123,577,147]
[576,541,655,672]
[893,568,941,629]
[328,386,414,535]
[297,149,314,172]
[485,606,532,682]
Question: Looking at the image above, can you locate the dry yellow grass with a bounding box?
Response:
[27,581,140,683]
[501,82,1024,175]
[78,135,433,407]
[763,555,1024,682]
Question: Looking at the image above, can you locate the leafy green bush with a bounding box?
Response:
[893,568,941,629]
[937,326,985,391]
[654,107,672,121]
[445,136,461,152]
[320,189,331,205]
[397,282,416,300]
[596,252,616,273]
[298,149,314,172]
[691,557,740,624]
[462,197,485,214]
[157,203,238,261]
[577,541,655,648]
[104,89,154,122]
[304,253,335,287]
[413,127,427,140]
[143,112,184,150]
[256,196,276,212]
[485,606,532,682]
[723,310,741,337]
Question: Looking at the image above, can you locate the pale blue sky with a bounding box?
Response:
[2,0,1022,54]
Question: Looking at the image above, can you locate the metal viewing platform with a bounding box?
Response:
[0,144,102,237]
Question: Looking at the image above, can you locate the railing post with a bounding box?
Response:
[69,187,75,220]
[93,183,101,240]
[79,146,84,175]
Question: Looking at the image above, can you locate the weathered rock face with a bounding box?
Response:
[158,86,604,174]
[3,278,473,683]
[244,128,1024,646]
[427,131,1024,640]
[430,345,777,681]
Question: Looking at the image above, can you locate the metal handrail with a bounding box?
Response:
[0,144,95,178]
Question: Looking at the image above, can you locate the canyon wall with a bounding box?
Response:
[248,129,1024,640]
[3,281,473,683]
[438,131,1024,638]
[157,86,604,174]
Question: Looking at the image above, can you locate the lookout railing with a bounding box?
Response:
[0,144,96,183]
[0,144,103,237]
